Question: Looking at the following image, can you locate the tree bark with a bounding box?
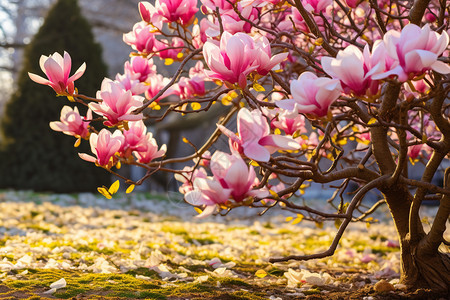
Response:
[383,187,450,293]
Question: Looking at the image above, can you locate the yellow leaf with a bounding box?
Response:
[366,222,371,229]
[116,161,121,169]
[253,83,265,92]
[67,95,75,102]
[182,137,189,143]
[250,160,259,167]
[292,214,304,225]
[165,58,174,65]
[229,91,238,98]
[314,38,323,46]
[191,102,201,110]
[126,184,135,194]
[368,118,377,125]
[269,189,280,200]
[274,128,281,135]
[255,269,267,278]
[74,138,81,148]
[292,217,303,225]
[176,52,184,59]
[194,207,203,214]
[285,216,294,222]
[315,221,324,229]
[109,180,120,195]
[98,187,112,199]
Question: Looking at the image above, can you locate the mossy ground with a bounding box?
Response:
[1,268,278,299]
[0,191,446,299]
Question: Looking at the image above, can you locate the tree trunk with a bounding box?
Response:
[383,187,450,293]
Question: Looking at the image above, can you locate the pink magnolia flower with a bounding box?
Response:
[344,0,359,8]
[185,177,232,217]
[122,120,150,156]
[210,151,267,202]
[153,38,184,60]
[175,75,206,99]
[189,61,207,78]
[145,74,173,102]
[133,132,166,164]
[115,73,149,95]
[218,108,300,162]
[154,0,198,25]
[278,8,325,33]
[50,106,91,139]
[138,1,162,26]
[124,56,157,83]
[203,32,259,88]
[276,72,342,118]
[174,166,208,194]
[193,150,212,167]
[373,23,450,82]
[28,51,85,95]
[200,0,237,13]
[192,19,209,48]
[79,129,124,168]
[408,143,425,160]
[304,0,333,13]
[271,109,307,136]
[123,21,158,54]
[253,36,288,76]
[204,5,258,37]
[321,44,385,96]
[296,131,319,151]
[403,75,431,101]
[203,32,286,88]
[89,78,144,126]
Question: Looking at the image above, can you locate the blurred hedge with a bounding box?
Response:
[0,0,111,192]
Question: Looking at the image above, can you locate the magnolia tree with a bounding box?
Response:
[28,0,449,292]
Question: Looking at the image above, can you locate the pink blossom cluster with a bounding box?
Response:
[123,21,184,61]
[170,61,208,100]
[79,120,166,168]
[201,0,258,37]
[89,78,145,127]
[115,56,173,103]
[139,0,198,27]
[203,32,288,88]
[320,24,449,98]
[218,108,300,162]
[180,151,267,218]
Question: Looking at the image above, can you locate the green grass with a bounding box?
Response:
[1,268,276,299]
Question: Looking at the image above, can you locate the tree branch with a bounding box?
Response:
[270,175,390,263]
[409,0,431,25]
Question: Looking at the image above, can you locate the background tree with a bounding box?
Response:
[0,0,110,192]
